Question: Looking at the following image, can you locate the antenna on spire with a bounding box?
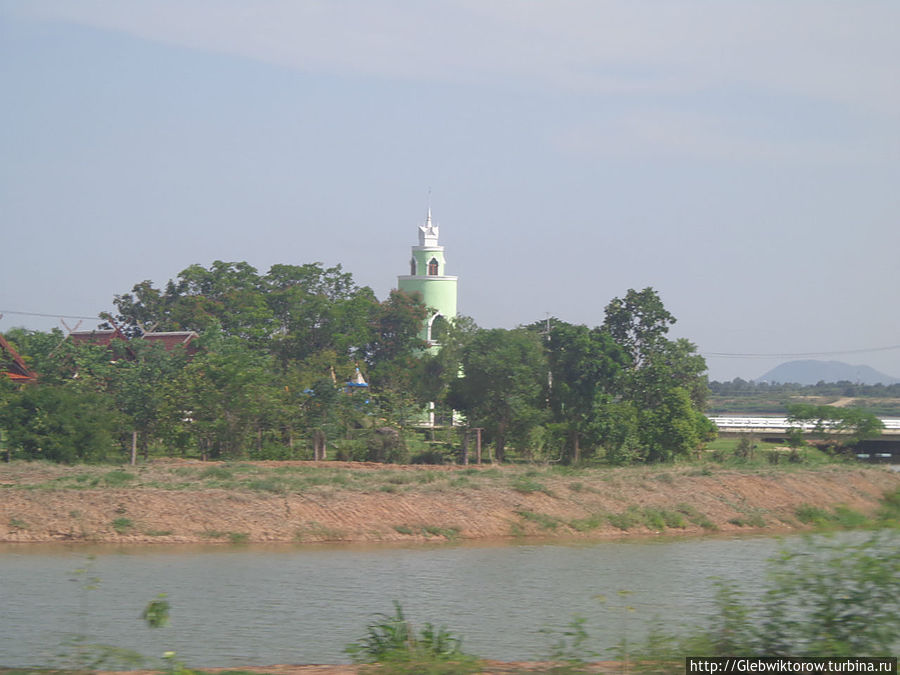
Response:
[426,187,432,224]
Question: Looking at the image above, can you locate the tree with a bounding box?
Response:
[540,320,628,463]
[601,288,714,462]
[167,327,275,459]
[603,287,675,370]
[447,328,547,461]
[108,340,187,463]
[786,404,883,447]
[0,385,122,463]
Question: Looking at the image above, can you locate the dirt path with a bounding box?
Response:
[1,461,898,544]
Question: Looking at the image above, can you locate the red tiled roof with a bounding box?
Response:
[68,329,127,346]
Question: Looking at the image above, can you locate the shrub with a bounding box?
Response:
[345,601,477,670]
[795,504,834,526]
[366,428,410,463]
[111,517,133,534]
[690,533,900,656]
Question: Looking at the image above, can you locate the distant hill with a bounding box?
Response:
[756,360,900,386]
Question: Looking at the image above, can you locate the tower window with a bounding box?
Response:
[410,258,416,275]
[428,258,439,276]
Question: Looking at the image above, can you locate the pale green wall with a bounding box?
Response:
[397,276,458,324]
[410,248,446,276]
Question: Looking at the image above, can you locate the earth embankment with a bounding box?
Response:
[1,460,897,544]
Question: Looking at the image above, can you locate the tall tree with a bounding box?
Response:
[448,328,547,461]
[541,320,628,463]
[602,288,714,462]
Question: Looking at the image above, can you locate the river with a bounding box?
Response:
[0,534,855,668]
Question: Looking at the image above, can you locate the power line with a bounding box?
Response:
[0,309,102,321]
[703,344,900,359]
[2,307,898,362]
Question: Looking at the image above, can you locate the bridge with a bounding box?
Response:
[709,416,900,462]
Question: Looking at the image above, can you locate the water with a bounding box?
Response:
[0,535,824,667]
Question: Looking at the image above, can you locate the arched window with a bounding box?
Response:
[428,258,439,276]
[429,314,448,344]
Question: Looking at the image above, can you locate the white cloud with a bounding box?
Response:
[13,0,900,116]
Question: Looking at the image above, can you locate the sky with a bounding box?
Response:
[1,1,899,382]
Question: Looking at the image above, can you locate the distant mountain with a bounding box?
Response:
[756,360,900,386]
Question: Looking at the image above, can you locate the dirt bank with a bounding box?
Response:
[1,461,898,544]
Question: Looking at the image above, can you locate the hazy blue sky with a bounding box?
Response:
[2,1,898,381]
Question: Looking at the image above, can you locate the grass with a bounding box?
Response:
[676,503,718,530]
[510,475,555,496]
[101,470,136,486]
[569,514,605,532]
[111,517,134,534]
[794,502,885,530]
[516,509,561,530]
[8,517,27,530]
[421,525,460,540]
[200,529,250,543]
[294,521,345,541]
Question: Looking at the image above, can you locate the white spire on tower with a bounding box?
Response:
[418,207,440,246]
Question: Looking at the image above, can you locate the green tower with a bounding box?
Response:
[397,209,458,353]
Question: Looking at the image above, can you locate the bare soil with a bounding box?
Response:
[1,460,898,545]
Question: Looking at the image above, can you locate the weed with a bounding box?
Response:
[541,616,596,673]
[795,504,835,526]
[145,529,173,537]
[345,601,477,670]
[394,525,415,535]
[421,525,460,540]
[245,478,287,494]
[8,517,27,530]
[676,503,717,530]
[200,530,228,539]
[511,475,554,496]
[294,521,344,541]
[227,532,249,544]
[199,466,233,480]
[659,509,687,529]
[745,513,767,528]
[607,507,642,531]
[878,487,900,525]
[568,482,584,492]
[516,509,560,530]
[642,508,667,530]
[111,517,133,534]
[102,470,136,487]
[569,514,605,532]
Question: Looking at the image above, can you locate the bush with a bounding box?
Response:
[0,386,123,463]
[366,428,410,463]
[345,601,477,671]
[410,448,448,465]
[688,533,900,656]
